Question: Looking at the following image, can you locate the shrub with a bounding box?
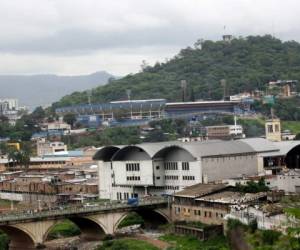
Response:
[261,230,281,245]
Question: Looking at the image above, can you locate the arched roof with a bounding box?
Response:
[95,140,260,162]
[153,145,196,160]
[111,145,152,161]
[273,141,300,155]
[93,146,120,161]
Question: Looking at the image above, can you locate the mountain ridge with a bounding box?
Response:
[0,71,115,109]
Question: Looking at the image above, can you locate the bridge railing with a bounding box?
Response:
[0,197,168,223]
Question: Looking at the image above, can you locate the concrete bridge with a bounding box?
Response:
[0,198,170,249]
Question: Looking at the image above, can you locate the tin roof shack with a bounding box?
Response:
[173,183,267,225]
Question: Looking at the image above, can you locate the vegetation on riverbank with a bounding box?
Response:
[160,234,229,250]
[47,220,80,240]
[96,238,159,250]
[117,212,144,228]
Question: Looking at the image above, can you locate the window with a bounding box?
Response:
[183,176,195,181]
[165,175,179,180]
[156,176,160,180]
[164,162,178,170]
[126,163,140,172]
[127,176,140,181]
[182,162,190,170]
[194,210,201,216]
[267,124,273,133]
[156,166,160,170]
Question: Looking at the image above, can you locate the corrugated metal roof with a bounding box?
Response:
[93,138,300,161]
[174,183,227,198]
[238,138,278,152]
[182,140,256,158]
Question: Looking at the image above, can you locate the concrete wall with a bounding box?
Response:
[98,161,113,199]
[172,204,228,225]
[113,160,154,186]
[268,175,300,193]
[202,154,258,182]
[164,161,201,193]
[0,191,57,204]
[153,160,165,186]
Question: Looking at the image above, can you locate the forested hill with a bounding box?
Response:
[53,35,300,108]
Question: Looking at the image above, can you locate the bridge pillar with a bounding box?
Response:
[86,212,126,235]
[0,220,57,249]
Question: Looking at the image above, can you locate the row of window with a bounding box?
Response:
[164,162,190,171]
[126,176,141,181]
[174,207,224,218]
[165,175,179,180]
[164,175,195,181]
[126,163,140,172]
[164,162,178,170]
[203,155,255,162]
[182,176,195,180]
[116,192,138,200]
[182,162,190,170]
[166,186,179,190]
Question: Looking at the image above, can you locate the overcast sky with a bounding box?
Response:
[0,0,299,76]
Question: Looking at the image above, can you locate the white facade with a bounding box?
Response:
[96,139,300,201]
[267,170,300,193]
[226,206,290,232]
[0,98,18,110]
[46,122,71,131]
[37,141,67,157]
[96,140,263,200]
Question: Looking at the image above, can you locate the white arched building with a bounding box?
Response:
[94,138,300,200]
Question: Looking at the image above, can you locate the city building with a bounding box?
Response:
[265,118,281,142]
[37,140,67,157]
[281,130,296,141]
[226,204,290,232]
[206,124,244,140]
[268,80,298,98]
[172,183,266,225]
[267,169,300,194]
[95,138,300,200]
[0,98,18,110]
[43,121,71,131]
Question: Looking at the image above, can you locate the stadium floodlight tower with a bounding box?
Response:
[126,89,131,101]
[181,80,188,102]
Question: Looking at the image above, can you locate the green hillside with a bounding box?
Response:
[53,35,300,109]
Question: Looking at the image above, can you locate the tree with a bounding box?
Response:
[63,113,77,128]
[31,106,46,122]
[7,143,32,171]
